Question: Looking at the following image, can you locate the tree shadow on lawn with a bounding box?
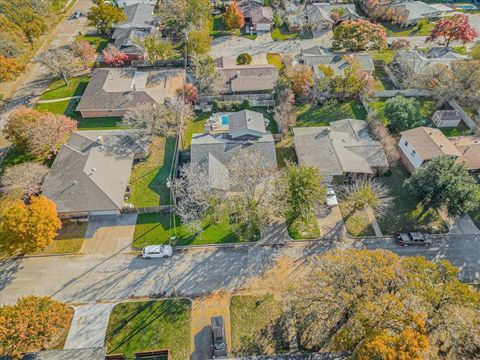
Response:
[106,300,190,354]
[296,100,366,127]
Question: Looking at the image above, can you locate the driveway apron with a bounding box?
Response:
[64,303,116,349]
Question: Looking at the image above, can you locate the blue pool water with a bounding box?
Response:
[221,115,229,125]
[458,4,477,10]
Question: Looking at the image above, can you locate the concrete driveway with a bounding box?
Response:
[82,214,138,254]
[64,303,116,349]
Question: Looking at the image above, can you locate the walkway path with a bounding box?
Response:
[441,212,480,235]
[64,303,115,349]
[37,95,82,104]
[365,206,383,237]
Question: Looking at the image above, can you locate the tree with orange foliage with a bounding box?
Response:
[0,296,72,358]
[0,55,24,82]
[223,0,245,30]
[358,314,430,360]
[0,195,62,255]
[285,63,314,99]
[4,106,77,158]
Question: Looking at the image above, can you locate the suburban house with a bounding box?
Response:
[306,3,360,31]
[239,1,274,32]
[41,130,149,219]
[399,127,480,173]
[190,109,277,190]
[393,48,466,76]
[215,57,279,94]
[293,119,389,182]
[111,3,157,60]
[76,67,185,118]
[432,110,462,128]
[299,46,374,78]
[115,0,157,7]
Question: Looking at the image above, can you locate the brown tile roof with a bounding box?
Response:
[401,127,461,160]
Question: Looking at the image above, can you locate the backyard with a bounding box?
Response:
[295,100,367,127]
[105,300,191,360]
[128,137,176,207]
[369,97,436,126]
[133,213,241,248]
[230,294,290,357]
[373,65,396,91]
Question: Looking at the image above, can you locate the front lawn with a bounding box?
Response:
[31,221,86,255]
[338,204,376,237]
[295,100,367,127]
[377,165,448,234]
[35,99,78,118]
[230,294,290,357]
[271,24,299,41]
[133,213,241,248]
[39,75,90,101]
[383,20,436,37]
[128,137,176,207]
[287,214,320,239]
[105,299,191,360]
[76,34,109,53]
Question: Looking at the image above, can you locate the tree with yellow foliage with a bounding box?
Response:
[0,195,61,254]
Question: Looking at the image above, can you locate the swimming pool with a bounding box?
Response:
[221,115,229,125]
[457,4,477,10]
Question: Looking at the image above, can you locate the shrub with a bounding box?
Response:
[345,212,370,237]
[236,53,252,65]
[241,99,252,109]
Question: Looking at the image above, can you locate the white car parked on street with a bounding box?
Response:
[142,245,173,259]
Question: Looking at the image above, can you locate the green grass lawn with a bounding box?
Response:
[295,100,367,127]
[377,165,448,234]
[383,20,436,37]
[338,205,376,237]
[267,53,283,70]
[275,137,297,167]
[373,66,396,91]
[133,213,241,248]
[438,121,472,137]
[2,146,36,167]
[35,99,78,117]
[39,75,90,101]
[105,299,191,360]
[31,221,86,255]
[287,214,321,239]
[77,117,122,130]
[76,34,109,53]
[271,24,299,41]
[128,137,176,207]
[230,294,290,357]
[370,49,396,64]
[182,112,210,150]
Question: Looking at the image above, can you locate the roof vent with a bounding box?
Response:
[97,135,105,145]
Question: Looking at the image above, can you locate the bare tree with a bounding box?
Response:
[367,112,400,167]
[0,162,49,199]
[35,48,76,86]
[174,162,221,230]
[167,95,194,138]
[193,55,225,96]
[274,87,296,136]
[120,103,180,137]
[225,150,283,240]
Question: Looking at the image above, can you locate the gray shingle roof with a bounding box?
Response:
[293,119,388,181]
[215,57,279,93]
[306,3,359,24]
[228,110,266,138]
[117,3,156,28]
[112,27,151,54]
[391,1,440,21]
[300,50,374,77]
[41,130,149,214]
[190,126,277,190]
[76,67,185,112]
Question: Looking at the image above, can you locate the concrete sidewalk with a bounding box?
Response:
[64,303,116,349]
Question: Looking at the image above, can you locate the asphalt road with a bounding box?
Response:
[0,235,478,305]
